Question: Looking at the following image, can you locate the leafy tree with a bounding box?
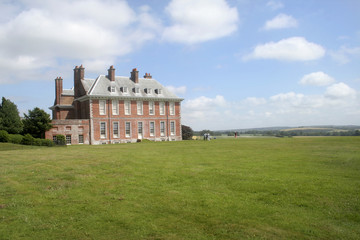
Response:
[0,130,9,142]
[22,107,52,138]
[182,125,194,140]
[0,97,23,134]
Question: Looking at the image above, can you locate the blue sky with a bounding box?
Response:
[0,0,359,130]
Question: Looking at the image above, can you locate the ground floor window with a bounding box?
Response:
[113,122,119,138]
[138,122,143,139]
[79,135,84,144]
[149,121,155,136]
[66,135,71,145]
[125,122,131,137]
[100,122,106,138]
[160,121,165,136]
[53,136,57,143]
[170,121,175,135]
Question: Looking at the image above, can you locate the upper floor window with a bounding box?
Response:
[137,101,143,115]
[133,87,140,94]
[99,100,106,115]
[109,86,116,93]
[112,100,119,115]
[170,102,175,115]
[120,87,128,93]
[149,101,155,115]
[124,101,131,115]
[159,102,165,115]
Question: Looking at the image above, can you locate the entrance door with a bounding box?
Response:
[138,122,143,139]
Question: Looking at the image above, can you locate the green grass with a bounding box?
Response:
[1,137,360,239]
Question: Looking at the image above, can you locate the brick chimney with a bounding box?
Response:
[130,68,139,83]
[74,64,85,98]
[108,65,115,81]
[55,77,63,105]
[144,73,152,79]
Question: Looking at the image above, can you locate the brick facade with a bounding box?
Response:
[46,66,183,145]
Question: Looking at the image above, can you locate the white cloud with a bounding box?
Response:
[0,0,162,84]
[262,14,298,30]
[182,84,359,130]
[166,85,187,95]
[325,82,357,99]
[299,72,335,86]
[329,46,360,64]
[266,1,284,10]
[162,0,239,44]
[243,37,325,61]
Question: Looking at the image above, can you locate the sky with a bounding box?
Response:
[0,0,359,131]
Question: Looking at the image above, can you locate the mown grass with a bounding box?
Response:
[1,137,359,239]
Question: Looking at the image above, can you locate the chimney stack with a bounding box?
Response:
[144,73,152,79]
[55,77,63,105]
[74,64,85,98]
[108,65,115,81]
[130,68,139,83]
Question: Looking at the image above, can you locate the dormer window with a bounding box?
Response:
[155,89,162,94]
[145,88,152,94]
[133,87,140,94]
[110,86,116,93]
[120,87,128,93]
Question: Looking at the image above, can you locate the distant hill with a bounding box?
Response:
[218,125,360,133]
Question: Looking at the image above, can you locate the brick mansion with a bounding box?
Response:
[45,65,183,144]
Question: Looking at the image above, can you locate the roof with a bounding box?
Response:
[86,75,181,100]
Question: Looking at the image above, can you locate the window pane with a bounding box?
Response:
[112,100,119,115]
[137,101,143,115]
[113,122,119,138]
[160,102,165,115]
[160,122,165,136]
[149,101,154,115]
[170,102,175,115]
[150,122,155,136]
[99,100,106,115]
[125,101,130,115]
[79,135,84,144]
[66,135,71,145]
[170,121,175,135]
[100,122,106,138]
[125,122,131,137]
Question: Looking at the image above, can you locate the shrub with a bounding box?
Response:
[9,134,24,144]
[55,134,66,145]
[33,138,42,146]
[41,139,55,147]
[21,134,35,145]
[0,130,10,142]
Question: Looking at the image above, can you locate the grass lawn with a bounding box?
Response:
[1,137,360,239]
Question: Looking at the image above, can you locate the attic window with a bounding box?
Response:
[120,87,128,93]
[145,88,152,94]
[110,86,116,93]
[133,87,140,94]
[155,89,162,94]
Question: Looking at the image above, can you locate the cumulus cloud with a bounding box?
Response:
[162,0,239,44]
[243,37,325,61]
[0,0,162,84]
[299,72,335,86]
[325,82,357,99]
[166,85,187,95]
[262,14,298,30]
[182,84,359,130]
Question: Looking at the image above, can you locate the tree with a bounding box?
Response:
[182,125,194,140]
[0,97,23,134]
[22,107,52,138]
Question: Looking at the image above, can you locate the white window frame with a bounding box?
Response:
[124,101,131,115]
[149,101,155,115]
[159,102,165,115]
[79,134,84,144]
[99,100,106,115]
[100,122,106,139]
[110,86,116,93]
[112,100,119,115]
[170,102,175,115]
[170,121,175,136]
[125,122,131,138]
[113,122,119,138]
[138,122,143,137]
[160,121,165,137]
[149,121,155,136]
[137,101,143,115]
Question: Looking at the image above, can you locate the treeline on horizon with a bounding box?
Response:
[194,127,360,137]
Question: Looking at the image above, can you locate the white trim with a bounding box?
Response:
[99,100,106,115]
[100,122,106,139]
